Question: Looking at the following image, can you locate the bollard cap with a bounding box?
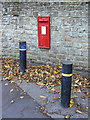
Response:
[62,61,72,65]
[19,41,26,49]
[62,61,73,74]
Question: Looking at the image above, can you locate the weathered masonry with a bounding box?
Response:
[1,2,88,72]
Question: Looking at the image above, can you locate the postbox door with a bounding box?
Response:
[38,17,50,49]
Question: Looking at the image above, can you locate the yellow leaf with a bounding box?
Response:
[70,103,73,107]
[26,80,29,83]
[40,96,47,98]
[35,69,38,72]
[66,115,70,118]
[79,82,82,86]
[37,82,44,86]
[84,84,87,88]
[5,64,11,69]
[11,81,15,83]
[49,82,52,85]
[70,99,74,104]
[58,81,61,85]
[54,71,58,74]
[75,80,79,84]
[10,89,14,93]
[41,74,43,78]
[59,66,62,69]
[70,99,74,107]
[51,75,55,78]
[20,96,24,99]
[86,92,89,96]
[53,97,58,99]
[51,88,57,91]
[5,83,9,86]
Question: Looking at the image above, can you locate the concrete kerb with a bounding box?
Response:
[15,80,88,119]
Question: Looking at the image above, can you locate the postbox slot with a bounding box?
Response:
[39,21,48,23]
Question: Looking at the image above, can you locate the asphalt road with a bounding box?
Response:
[2,80,50,119]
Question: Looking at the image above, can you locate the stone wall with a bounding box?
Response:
[1,2,88,71]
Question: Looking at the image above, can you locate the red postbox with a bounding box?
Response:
[38,17,50,49]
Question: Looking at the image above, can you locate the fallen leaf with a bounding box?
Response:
[55,91,61,93]
[70,103,73,107]
[10,100,15,104]
[11,81,15,83]
[58,66,62,69]
[51,88,57,91]
[70,99,74,107]
[10,89,14,93]
[75,110,87,116]
[20,96,24,99]
[17,83,21,85]
[5,83,9,86]
[37,82,44,86]
[77,88,81,93]
[40,96,47,98]
[53,97,58,99]
[86,92,89,96]
[50,101,55,103]
[65,115,70,118]
[26,80,29,83]
[70,99,74,104]
[5,64,11,69]
[58,81,61,85]
[81,96,85,99]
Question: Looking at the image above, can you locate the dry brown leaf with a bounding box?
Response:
[75,110,87,115]
[37,82,44,86]
[77,88,81,93]
[40,96,47,98]
[55,91,61,93]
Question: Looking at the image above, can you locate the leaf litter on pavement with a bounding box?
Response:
[1,58,90,112]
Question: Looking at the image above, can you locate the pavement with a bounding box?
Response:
[14,80,89,119]
[1,80,51,119]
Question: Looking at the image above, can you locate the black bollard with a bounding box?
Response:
[61,61,73,108]
[19,41,26,73]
